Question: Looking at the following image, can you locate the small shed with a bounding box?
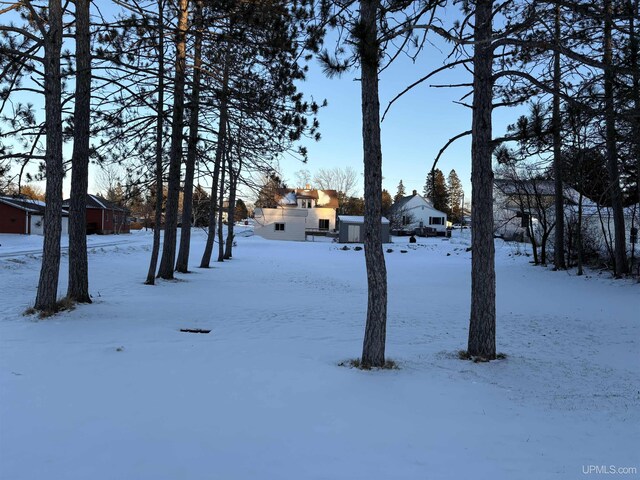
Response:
[338,215,390,243]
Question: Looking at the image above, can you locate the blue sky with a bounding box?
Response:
[284,22,524,202]
[284,36,475,198]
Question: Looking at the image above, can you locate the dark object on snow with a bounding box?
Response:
[465,247,472,252]
[354,246,363,251]
[400,250,408,254]
[341,245,350,250]
[409,235,416,243]
[386,248,393,253]
[180,328,211,334]
[446,253,451,256]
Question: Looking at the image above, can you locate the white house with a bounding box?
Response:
[253,188,339,241]
[493,179,639,248]
[390,190,448,235]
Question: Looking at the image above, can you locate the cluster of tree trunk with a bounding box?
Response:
[1,0,322,311]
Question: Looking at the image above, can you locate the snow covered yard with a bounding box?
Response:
[0,230,638,480]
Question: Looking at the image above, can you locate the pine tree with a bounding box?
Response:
[447,169,464,223]
[381,189,392,217]
[235,199,248,220]
[157,0,190,280]
[425,168,449,214]
[394,180,406,202]
[67,0,92,303]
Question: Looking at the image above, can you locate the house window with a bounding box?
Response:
[402,215,409,225]
[429,217,443,225]
[319,219,329,230]
[275,223,285,231]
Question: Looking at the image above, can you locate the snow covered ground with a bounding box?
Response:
[0,229,638,479]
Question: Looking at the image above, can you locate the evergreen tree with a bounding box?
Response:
[447,169,464,223]
[394,180,406,202]
[381,189,392,217]
[255,174,285,208]
[425,169,449,214]
[235,199,248,220]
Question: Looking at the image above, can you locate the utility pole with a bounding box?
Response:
[461,191,465,232]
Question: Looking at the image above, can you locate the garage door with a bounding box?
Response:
[348,225,360,242]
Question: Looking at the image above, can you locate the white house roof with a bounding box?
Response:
[391,192,446,216]
[339,215,390,224]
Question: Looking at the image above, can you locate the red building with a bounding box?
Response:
[0,196,70,235]
[63,194,130,234]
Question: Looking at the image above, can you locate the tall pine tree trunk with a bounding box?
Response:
[577,190,584,275]
[603,0,628,277]
[176,0,203,273]
[552,0,566,270]
[467,0,496,359]
[34,0,64,313]
[224,153,239,260]
[199,59,229,268]
[157,0,189,279]
[67,0,92,303]
[216,149,227,262]
[359,0,388,368]
[145,0,166,285]
[629,0,640,277]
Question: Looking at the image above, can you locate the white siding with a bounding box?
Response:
[305,207,336,231]
[29,215,44,235]
[398,196,448,233]
[253,208,307,241]
[29,215,69,235]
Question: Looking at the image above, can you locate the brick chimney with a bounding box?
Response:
[412,190,417,196]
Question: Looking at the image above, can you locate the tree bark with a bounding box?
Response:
[145,0,166,285]
[67,0,92,303]
[199,58,229,268]
[467,0,496,360]
[359,0,388,368]
[552,0,566,270]
[224,150,238,260]
[216,147,227,262]
[176,0,203,273]
[34,0,64,313]
[157,0,189,279]
[603,0,628,277]
[577,190,584,275]
[628,0,640,277]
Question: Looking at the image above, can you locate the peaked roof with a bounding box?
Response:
[63,194,128,212]
[0,196,46,214]
[494,179,598,207]
[0,196,69,216]
[391,192,442,213]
